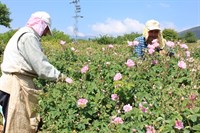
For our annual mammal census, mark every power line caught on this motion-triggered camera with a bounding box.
[69,0,83,43]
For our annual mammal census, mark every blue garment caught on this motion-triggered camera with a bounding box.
[0,105,5,124]
[0,105,3,116]
[133,36,147,57]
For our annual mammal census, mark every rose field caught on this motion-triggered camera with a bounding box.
[0,36,200,132]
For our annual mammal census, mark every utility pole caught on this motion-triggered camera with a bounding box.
[69,0,83,43]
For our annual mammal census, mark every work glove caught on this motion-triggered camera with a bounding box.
[57,73,73,84]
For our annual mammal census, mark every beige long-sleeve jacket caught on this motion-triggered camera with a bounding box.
[1,27,60,80]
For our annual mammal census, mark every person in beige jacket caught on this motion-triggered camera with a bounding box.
[0,11,69,133]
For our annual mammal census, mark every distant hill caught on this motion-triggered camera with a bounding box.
[178,26,200,39]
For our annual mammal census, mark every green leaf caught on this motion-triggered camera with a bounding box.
[188,114,197,122]
[106,104,112,109]
[183,130,190,133]
[155,117,164,121]
[192,124,200,131]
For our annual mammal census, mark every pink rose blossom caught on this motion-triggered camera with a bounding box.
[81,65,89,74]
[127,41,139,46]
[77,98,88,108]
[166,41,175,48]
[152,60,158,65]
[148,48,155,54]
[174,120,184,130]
[153,42,159,48]
[114,73,122,81]
[152,39,158,44]
[180,44,188,50]
[139,103,148,113]
[133,40,139,46]
[112,117,123,125]
[127,41,133,46]
[108,44,114,48]
[147,44,155,49]
[152,39,159,47]
[185,51,190,58]
[123,104,132,112]
[60,40,66,45]
[125,59,135,68]
[146,125,156,133]
[147,44,156,54]
[178,61,186,69]
[189,94,197,101]
[65,77,73,84]
[111,94,119,101]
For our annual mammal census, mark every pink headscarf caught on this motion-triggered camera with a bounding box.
[26,16,48,36]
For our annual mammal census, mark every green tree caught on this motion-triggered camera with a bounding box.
[95,34,116,45]
[183,32,197,43]
[42,29,72,42]
[0,2,12,28]
[0,29,17,43]
[162,29,178,41]
[123,32,141,41]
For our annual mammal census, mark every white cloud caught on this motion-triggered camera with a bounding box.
[90,18,144,36]
[66,19,178,37]
[66,26,85,37]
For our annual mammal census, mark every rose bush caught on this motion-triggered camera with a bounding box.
[35,40,200,133]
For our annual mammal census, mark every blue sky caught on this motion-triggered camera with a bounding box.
[0,0,200,37]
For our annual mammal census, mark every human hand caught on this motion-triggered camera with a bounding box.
[57,73,73,83]
[57,73,67,82]
[160,50,167,56]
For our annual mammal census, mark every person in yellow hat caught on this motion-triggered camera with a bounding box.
[0,11,70,133]
[133,19,166,57]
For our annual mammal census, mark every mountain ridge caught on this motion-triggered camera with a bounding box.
[178,26,200,39]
